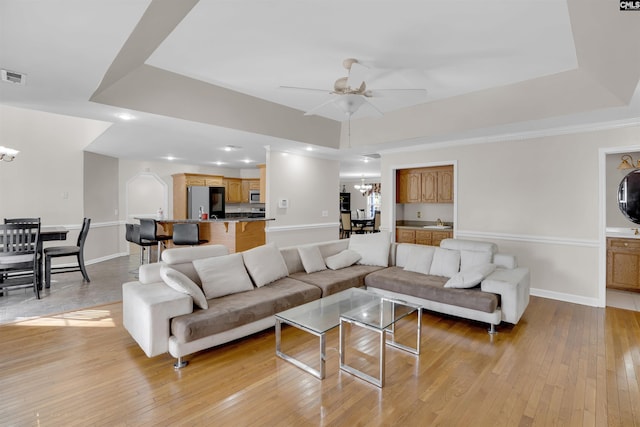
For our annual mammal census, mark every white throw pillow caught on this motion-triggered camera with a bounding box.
[460,250,493,271]
[325,249,361,270]
[242,243,289,287]
[298,245,327,274]
[193,253,254,299]
[403,245,436,275]
[160,266,209,309]
[429,247,461,278]
[445,263,497,288]
[348,231,391,267]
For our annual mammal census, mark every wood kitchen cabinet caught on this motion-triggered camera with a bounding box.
[396,228,452,246]
[224,178,243,203]
[172,173,224,219]
[607,237,640,292]
[397,166,453,204]
[240,179,260,203]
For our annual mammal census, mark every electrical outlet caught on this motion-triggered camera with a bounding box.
[321,210,328,217]
[417,211,422,218]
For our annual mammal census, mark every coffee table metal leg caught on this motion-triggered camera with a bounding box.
[386,307,422,355]
[340,318,386,388]
[275,318,326,379]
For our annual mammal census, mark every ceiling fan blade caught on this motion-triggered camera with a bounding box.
[303,96,338,116]
[368,88,427,98]
[347,61,368,89]
[358,97,384,118]
[279,85,331,94]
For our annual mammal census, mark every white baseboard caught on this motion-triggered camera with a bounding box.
[53,252,129,269]
[530,287,602,307]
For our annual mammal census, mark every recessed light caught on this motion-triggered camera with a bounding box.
[363,158,369,163]
[243,159,252,164]
[223,145,242,152]
[214,161,225,166]
[164,155,176,161]
[116,112,135,121]
[306,146,313,151]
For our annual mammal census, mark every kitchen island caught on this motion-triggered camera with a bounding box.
[156,218,274,253]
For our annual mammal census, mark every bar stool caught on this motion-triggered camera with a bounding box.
[125,223,156,265]
[139,219,172,262]
[172,223,208,246]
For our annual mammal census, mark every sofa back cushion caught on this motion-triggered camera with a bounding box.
[280,240,348,274]
[242,243,289,287]
[193,253,254,299]
[348,231,391,267]
[160,266,209,309]
[297,245,327,273]
[403,245,436,275]
[440,239,497,256]
[429,247,461,278]
[161,244,230,286]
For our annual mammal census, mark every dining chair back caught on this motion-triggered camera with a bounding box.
[172,223,208,246]
[340,211,353,239]
[0,222,41,298]
[363,210,381,233]
[43,218,91,289]
[4,217,41,225]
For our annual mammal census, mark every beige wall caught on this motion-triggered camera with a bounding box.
[266,150,340,247]
[382,124,640,304]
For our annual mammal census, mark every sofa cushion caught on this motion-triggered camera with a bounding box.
[403,245,436,275]
[290,265,384,297]
[170,277,321,343]
[365,266,499,314]
[460,250,493,271]
[429,247,461,278]
[297,245,327,274]
[445,263,497,289]
[242,243,289,287]
[348,231,390,267]
[160,266,209,309]
[325,249,361,270]
[193,253,254,299]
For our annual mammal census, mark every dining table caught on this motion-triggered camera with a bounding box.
[351,218,373,233]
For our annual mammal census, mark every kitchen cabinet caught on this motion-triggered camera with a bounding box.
[607,237,640,292]
[396,228,453,246]
[239,179,260,203]
[172,173,224,219]
[224,178,243,203]
[397,166,453,204]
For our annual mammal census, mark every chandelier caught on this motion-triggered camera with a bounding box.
[354,177,372,194]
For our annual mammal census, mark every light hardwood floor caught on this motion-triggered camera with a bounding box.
[1,295,639,426]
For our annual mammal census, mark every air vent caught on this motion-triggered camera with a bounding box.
[1,69,26,85]
[363,153,381,159]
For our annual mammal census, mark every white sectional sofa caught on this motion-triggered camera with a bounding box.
[122,232,530,367]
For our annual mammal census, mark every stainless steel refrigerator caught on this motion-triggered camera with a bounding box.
[187,186,226,219]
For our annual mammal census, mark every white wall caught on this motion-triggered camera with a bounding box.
[266,150,340,247]
[382,124,640,305]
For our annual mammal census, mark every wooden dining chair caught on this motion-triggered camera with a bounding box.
[43,218,91,288]
[363,211,381,233]
[340,211,353,239]
[0,222,41,298]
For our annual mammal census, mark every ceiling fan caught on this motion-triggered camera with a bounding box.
[280,58,427,120]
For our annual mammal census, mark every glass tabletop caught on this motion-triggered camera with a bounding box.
[340,298,419,331]
[275,288,381,334]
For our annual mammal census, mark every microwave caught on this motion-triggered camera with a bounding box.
[249,190,261,203]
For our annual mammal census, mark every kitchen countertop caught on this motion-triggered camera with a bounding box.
[147,217,275,224]
[606,227,640,240]
[396,220,454,230]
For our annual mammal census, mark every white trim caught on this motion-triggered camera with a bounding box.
[379,118,640,155]
[531,287,600,308]
[455,230,599,248]
[266,222,338,232]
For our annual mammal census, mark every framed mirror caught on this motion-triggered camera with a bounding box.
[619,170,640,224]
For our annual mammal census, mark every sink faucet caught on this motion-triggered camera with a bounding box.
[436,218,443,226]
[634,228,639,235]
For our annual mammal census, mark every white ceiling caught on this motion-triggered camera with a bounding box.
[1,0,639,178]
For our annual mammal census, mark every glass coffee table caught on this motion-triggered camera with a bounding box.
[275,288,421,386]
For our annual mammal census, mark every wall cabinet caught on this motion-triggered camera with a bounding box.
[607,237,640,292]
[224,178,243,203]
[396,228,452,246]
[397,166,453,204]
[172,173,224,219]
